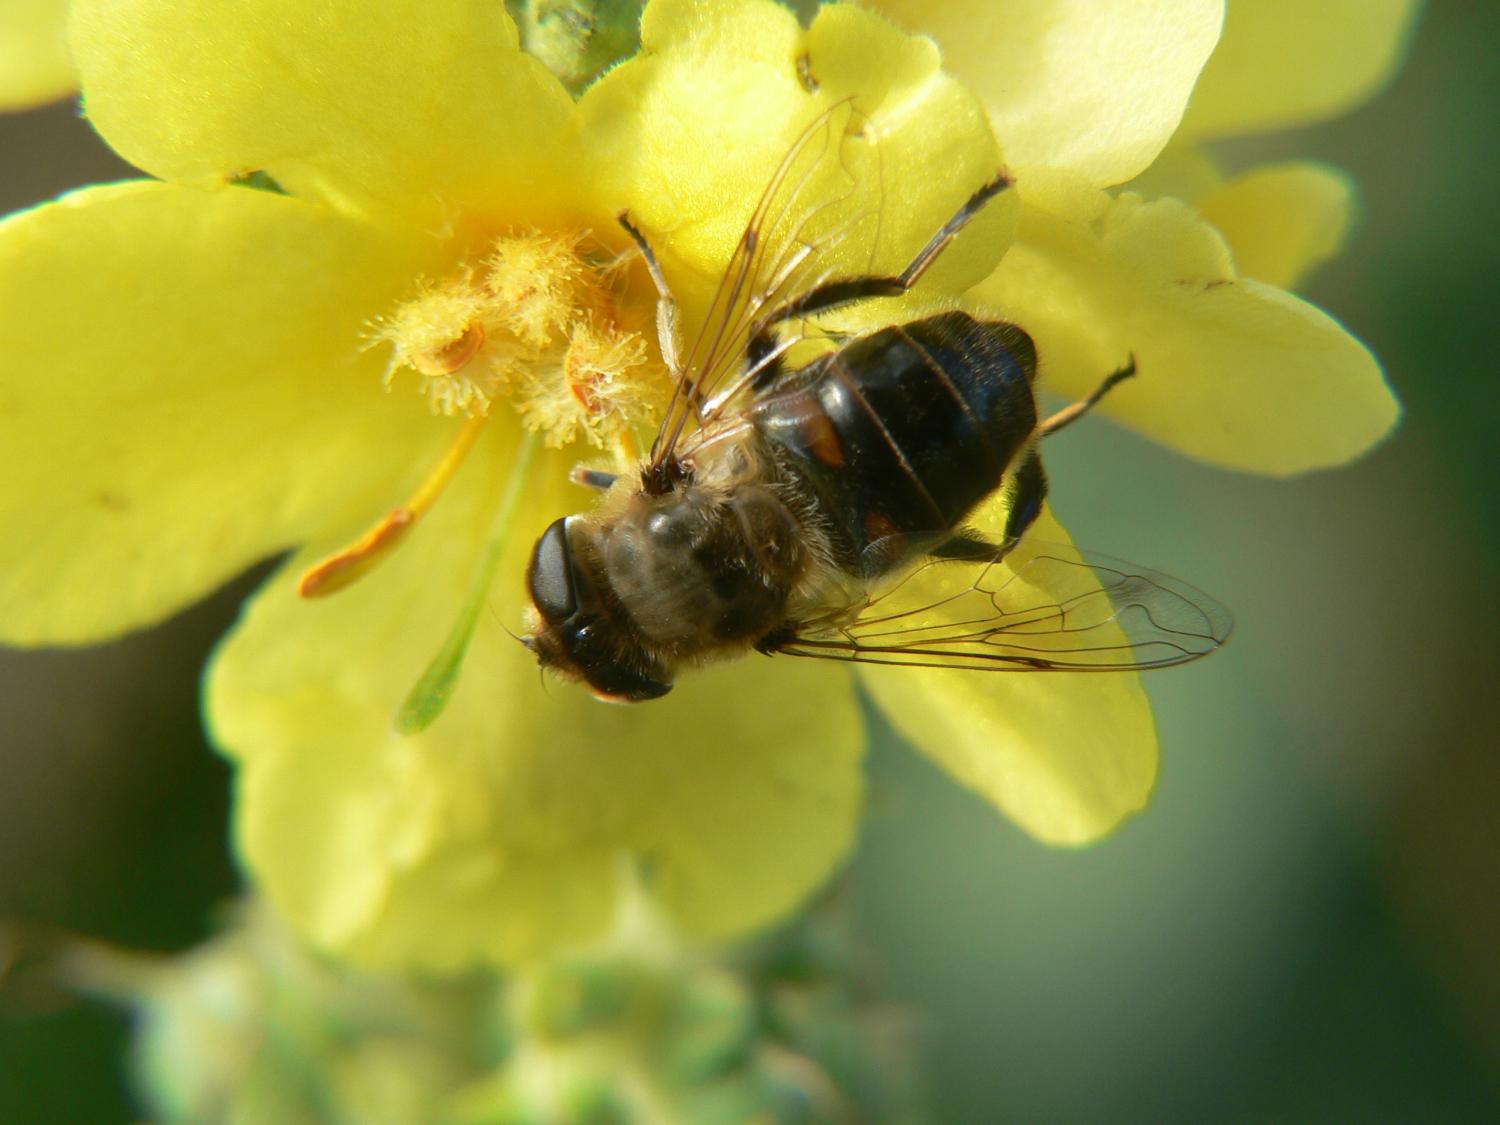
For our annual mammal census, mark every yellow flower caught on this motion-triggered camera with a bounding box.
[0,0,75,110]
[874,0,1417,473]
[0,0,1408,970]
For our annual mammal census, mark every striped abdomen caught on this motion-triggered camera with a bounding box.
[752,310,1038,576]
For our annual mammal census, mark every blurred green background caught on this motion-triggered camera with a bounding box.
[2,4,1497,1121]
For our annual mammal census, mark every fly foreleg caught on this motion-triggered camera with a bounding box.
[617,210,684,384]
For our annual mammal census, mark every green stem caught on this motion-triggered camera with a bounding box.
[394,430,542,736]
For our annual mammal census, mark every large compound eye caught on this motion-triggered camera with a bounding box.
[527,517,577,622]
[525,515,674,703]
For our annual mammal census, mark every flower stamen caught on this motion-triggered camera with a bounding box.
[297,414,488,598]
[413,322,487,377]
[375,231,664,448]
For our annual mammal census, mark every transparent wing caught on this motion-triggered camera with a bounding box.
[776,536,1232,671]
[647,98,883,472]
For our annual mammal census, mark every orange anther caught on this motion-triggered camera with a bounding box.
[413,322,486,377]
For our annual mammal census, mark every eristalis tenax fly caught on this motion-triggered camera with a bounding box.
[523,102,1230,701]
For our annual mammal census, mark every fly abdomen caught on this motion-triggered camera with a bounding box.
[753,310,1038,576]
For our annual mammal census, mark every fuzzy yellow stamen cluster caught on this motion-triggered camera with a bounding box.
[374,231,660,447]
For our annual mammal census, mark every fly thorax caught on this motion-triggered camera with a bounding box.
[601,485,806,648]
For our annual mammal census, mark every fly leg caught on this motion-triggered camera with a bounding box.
[745,171,1013,356]
[617,211,684,384]
[1000,448,1048,544]
[929,447,1048,564]
[569,466,618,490]
[935,354,1131,566]
[1037,356,1136,437]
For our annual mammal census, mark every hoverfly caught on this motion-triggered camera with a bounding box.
[523,104,1230,701]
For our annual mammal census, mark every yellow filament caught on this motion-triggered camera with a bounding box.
[298,415,488,598]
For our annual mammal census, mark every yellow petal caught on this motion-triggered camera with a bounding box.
[1121,145,1223,206]
[859,511,1158,845]
[871,0,1223,187]
[975,187,1398,475]
[208,438,864,970]
[0,0,75,110]
[1196,162,1354,289]
[579,0,1013,307]
[1178,0,1422,140]
[70,0,578,225]
[0,181,435,644]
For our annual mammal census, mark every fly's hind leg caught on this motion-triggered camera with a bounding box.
[746,171,1013,349]
[1037,356,1136,438]
[930,447,1048,564]
[1000,448,1048,544]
